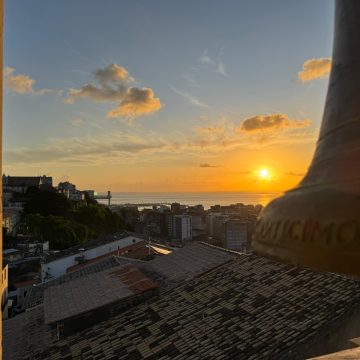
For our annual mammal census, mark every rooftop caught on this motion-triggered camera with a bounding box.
[44,265,157,324]
[140,242,236,288]
[3,306,53,360]
[3,248,22,255]
[65,241,149,273]
[35,252,360,360]
[43,231,143,263]
[22,243,233,310]
[23,255,141,310]
[3,176,43,187]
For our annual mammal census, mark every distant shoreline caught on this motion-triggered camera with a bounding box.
[97,191,281,208]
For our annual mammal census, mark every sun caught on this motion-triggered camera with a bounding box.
[256,167,273,181]
[259,168,269,179]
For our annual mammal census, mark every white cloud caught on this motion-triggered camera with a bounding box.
[170,86,208,108]
[199,49,227,76]
[182,72,198,87]
[199,50,216,66]
[70,118,84,127]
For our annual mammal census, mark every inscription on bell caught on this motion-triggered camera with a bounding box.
[256,219,358,247]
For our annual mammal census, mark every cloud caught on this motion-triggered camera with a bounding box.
[4,67,58,95]
[196,124,225,135]
[4,67,35,94]
[216,62,227,76]
[70,118,84,127]
[199,50,216,66]
[199,49,227,76]
[182,72,198,87]
[94,64,134,85]
[199,163,221,168]
[4,123,317,167]
[284,171,305,177]
[170,86,208,108]
[199,115,209,121]
[107,87,161,118]
[238,114,311,133]
[65,84,127,104]
[5,133,170,166]
[65,64,162,119]
[298,58,332,82]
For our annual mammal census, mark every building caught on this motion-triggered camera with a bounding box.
[83,190,95,199]
[174,215,192,242]
[41,233,146,281]
[2,208,21,235]
[6,244,360,360]
[1,265,9,320]
[58,181,84,202]
[57,181,76,192]
[170,202,181,214]
[207,213,229,239]
[223,219,248,252]
[2,175,53,208]
[3,249,24,263]
[2,175,52,194]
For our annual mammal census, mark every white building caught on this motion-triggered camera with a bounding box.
[174,215,192,242]
[41,234,145,282]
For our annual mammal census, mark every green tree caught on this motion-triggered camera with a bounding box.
[24,190,73,217]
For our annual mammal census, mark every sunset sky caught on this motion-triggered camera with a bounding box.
[3,0,334,192]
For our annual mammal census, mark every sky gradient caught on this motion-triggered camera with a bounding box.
[4,0,334,192]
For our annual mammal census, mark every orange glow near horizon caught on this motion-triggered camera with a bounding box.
[4,140,313,194]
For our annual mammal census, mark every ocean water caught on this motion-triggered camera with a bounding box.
[98,192,281,209]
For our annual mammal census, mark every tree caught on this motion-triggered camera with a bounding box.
[23,190,73,217]
[25,214,86,250]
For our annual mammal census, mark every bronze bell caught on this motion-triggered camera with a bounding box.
[252,0,360,277]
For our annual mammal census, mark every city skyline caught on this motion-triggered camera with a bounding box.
[4,0,334,192]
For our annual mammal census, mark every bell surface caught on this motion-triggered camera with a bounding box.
[252,0,360,277]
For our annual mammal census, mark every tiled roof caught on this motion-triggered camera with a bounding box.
[36,253,360,360]
[44,265,157,324]
[24,243,231,311]
[139,242,236,288]
[3,306,53,360]
[22,256,140,310]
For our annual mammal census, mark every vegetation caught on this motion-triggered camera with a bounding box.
[23,189,125,250]
[24,187,72,217]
